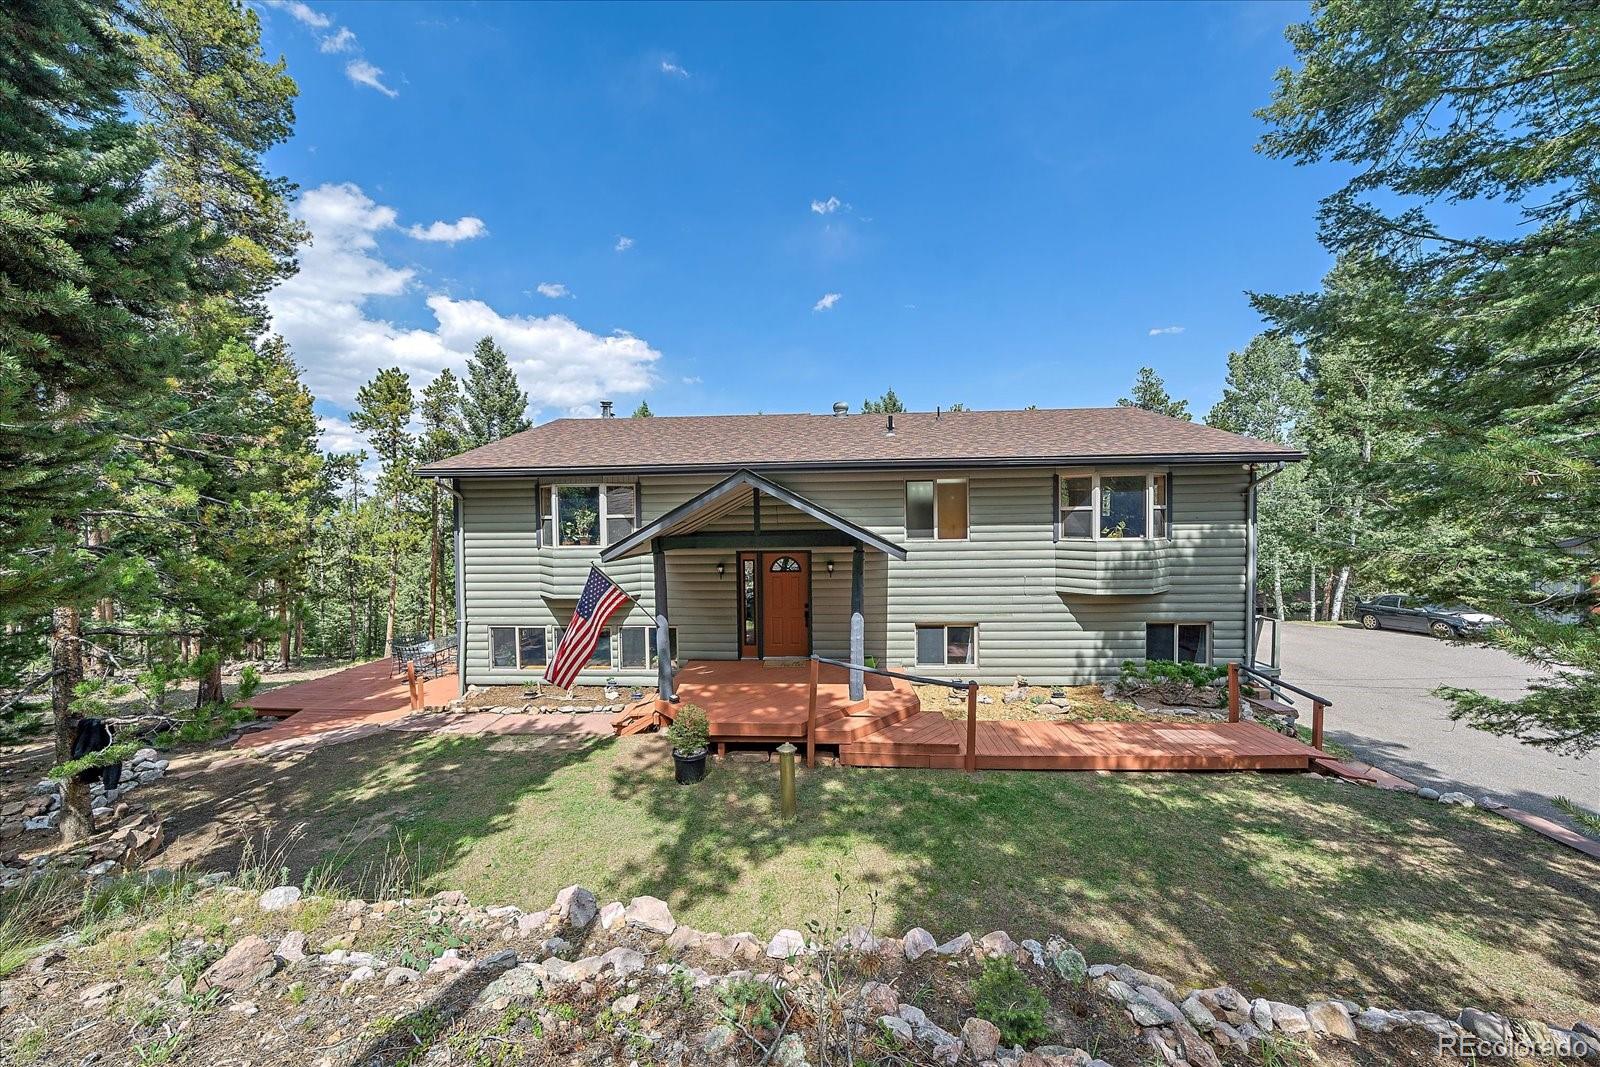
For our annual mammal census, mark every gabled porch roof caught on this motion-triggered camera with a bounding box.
[599,468,907,562]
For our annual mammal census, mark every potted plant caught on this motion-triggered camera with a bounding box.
[666,704,710,785]
[603,677,619,700]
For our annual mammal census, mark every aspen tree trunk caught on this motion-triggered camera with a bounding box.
[278,582,291,667]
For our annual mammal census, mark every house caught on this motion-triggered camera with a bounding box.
[417,405,1302,699]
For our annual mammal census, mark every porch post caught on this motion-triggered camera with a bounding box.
[849,544,865,701]
[653,541,676,702]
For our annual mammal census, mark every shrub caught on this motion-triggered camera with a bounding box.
[666,704,709,754]
[1118,659,1226,688]
[236,666,262,700]
[972,956,1051,1047]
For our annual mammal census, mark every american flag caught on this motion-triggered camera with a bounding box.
[545,566,631,690]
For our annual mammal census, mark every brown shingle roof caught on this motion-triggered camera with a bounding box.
[417,406,1302,476]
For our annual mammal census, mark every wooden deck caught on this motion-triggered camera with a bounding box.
[622,660,1330,773]
[247,658,459,719]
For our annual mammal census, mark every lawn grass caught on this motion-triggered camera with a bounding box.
[150,729,1599,1024]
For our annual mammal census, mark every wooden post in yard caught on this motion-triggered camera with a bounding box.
[965,682,978,773]
[1311,700,1326,751]
[806,655,820,768]
[1227,661,1241,723]
[406,661,421,711]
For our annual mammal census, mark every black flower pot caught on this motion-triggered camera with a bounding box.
[673,746,709,785]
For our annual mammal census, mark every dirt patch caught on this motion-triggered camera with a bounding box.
[464,683,654,710]
[915,682,1177,723]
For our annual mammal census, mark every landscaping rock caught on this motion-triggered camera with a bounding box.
[598,901,625,930]
[773,1033,810,1067]
[932,932,972,956]
[274,931,307,963]
[1438,791,1475,807]
[1307,1000,1357,1040]
[766,929,807,959]
[978,930,1018,958]
[624,895,676,935]
[478,965,549,1008]
[553,884,597,929]
[257,885,301,912]
[902,927,936,960]
[879,1015,914,1044]
[197,936,278,994]
[1417,787,1441,801]
[861,980,898,1017]
[962,1016,1001,1059]
[1458,1008,1513,1045]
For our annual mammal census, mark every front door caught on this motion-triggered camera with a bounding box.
[760,552,810,657]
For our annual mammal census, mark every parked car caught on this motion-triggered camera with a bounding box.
[1355,595,1502,638]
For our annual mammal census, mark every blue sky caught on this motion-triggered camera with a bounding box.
[255,1,1341,451]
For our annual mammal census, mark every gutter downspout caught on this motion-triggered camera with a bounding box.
[1244,463,1286,670]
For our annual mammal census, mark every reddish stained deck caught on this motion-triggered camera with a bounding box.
[628,660,1329,773]
[246,658,458,719]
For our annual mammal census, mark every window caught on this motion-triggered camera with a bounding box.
[490,625,548,670]
[769,555,801,572]
[1059,472,1170,541]
[1145,623,1210,664]
[542,484,637,548]
[555,625,611,667]
[1100,475,1146,538]
[619,625,679,669]
[906,479,968,540]
[741,557,756,646]
[914,624,977,667]
[1062,476,1094,538]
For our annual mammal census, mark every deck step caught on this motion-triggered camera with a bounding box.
[812,694,923,743]
[838,712,962,756]
[1247,696,1298,717]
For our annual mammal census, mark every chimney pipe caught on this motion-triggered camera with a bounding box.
[600,400,614,418]
[832,401,849,416]
[885,413,895,435]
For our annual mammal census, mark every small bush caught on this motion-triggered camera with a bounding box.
[666,703,709,754]
[236,666,262,700]
[1118,659,1226,688]
[972,956,1051,1047]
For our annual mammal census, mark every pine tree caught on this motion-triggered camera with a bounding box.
[861,389,905,414]
[1117,367,1191,420]
[631,401,653,418]
[1258,0,1600,752]
[352,369,416,655]
[0,0,199,842]
[461,336,530,447]
[419,370,464,638]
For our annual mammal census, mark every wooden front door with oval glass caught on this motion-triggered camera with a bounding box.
[759,552,810,657]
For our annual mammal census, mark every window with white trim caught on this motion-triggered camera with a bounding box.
[540,484,638,548]
[914,624,977,667]
[1059,472,1169,540]
[618,625,678,669]
[489,625,548,670]
[1144,623,1210,664]
[554,625,612,667]
[906,479,968,540]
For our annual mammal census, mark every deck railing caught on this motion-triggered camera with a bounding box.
[1227,661,1335,751]
[810,655,980,772]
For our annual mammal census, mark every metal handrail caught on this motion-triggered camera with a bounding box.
[811,654,976,691]
[1239,663,1333,708]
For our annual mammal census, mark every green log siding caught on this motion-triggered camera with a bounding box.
[457,465,1249,687]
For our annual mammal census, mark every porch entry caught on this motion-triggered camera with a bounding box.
[739,551,811,658]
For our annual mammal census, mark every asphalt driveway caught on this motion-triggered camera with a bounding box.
[1278,622,1597,831]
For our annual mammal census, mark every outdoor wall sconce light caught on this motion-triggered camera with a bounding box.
[826,560,835,576]
[717,561,726,578]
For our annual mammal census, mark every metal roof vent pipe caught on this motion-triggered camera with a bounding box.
[832,401,849,416]
[884,413,895,436]
[599,400,614,418]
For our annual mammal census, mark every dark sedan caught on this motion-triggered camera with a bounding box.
[1355,595,1502,639]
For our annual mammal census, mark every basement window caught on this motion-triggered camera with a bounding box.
[1145,623,1210,664]
[915,624,977,667]
[618,625,678,669]
[489,625,547,670]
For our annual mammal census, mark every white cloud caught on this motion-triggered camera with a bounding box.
[266,0,330,28]
[614,235,634,252]
[268,182,661,414]
[536,282,571,299]
[346,59,398,98]
[813,292,842,312]
[319,27,356,53]
[810,196,842,215]
[681,375,703,385]
[660,60,690,78]
[405,216,487,243]
[1148,325,1185,336]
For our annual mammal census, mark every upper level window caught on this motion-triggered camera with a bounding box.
[906,479,968,540]
[541,484,638,548]
[1060,473,1168,541]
